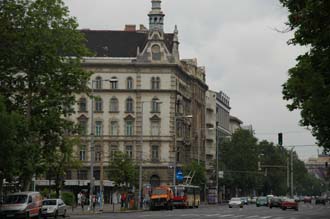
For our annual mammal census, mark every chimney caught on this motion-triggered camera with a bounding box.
[124,24,136,32]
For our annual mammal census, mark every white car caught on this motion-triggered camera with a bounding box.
[229,197,243,208]
[41,199,67,218]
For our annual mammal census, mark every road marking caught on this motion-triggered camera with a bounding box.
[218,214,234,217]
[233,215,245,218]
[260,217,272,219]
[273,217,284,219]
[245,216,259,218]
[205,214,220,217]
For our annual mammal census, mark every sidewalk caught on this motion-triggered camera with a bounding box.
[69,203,146,215]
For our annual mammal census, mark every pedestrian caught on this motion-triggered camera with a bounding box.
[92,194,97,212]
[121,192,126,208]
[81,193,86,211]
[77,192,82,207]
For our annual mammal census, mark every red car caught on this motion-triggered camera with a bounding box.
[281,198,298,211]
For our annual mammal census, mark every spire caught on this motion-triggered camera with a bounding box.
[172,25,180,62]
[148,0,165,32]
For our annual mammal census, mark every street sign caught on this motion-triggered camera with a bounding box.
[218,171,224,178]
[176,169,184,182]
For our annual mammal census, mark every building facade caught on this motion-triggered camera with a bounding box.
[66,0,207,196]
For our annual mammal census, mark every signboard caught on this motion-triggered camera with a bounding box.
[176,168,184,182]
[218,171,224,179]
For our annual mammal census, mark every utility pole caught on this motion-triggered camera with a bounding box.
[290,149,294,197]
[138,102,144,209]
[173,116,177,186]
[215,125,219,204]
[89,81,95,211]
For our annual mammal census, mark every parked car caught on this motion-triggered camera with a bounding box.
[240,197,248,205]
[228,198,243,208]
[269,197,283,208]
[41,198,67,218]
[256,196,268,207]
[303,196,312,203]
[281,198,298,211]
[0,191,42,218]
[250,197,257,204]
[315,196,326,205]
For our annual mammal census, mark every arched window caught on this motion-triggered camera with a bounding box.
[95,97,103,112]
[95,76,102,89]
[78,97,87,112]
[126,77,133,89]
[110,97,119,112]
[126,97,134,113]
[151,45,161,61]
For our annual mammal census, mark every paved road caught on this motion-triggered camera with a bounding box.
[69,204,330,219]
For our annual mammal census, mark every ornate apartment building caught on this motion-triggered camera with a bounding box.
[67,0,207,194]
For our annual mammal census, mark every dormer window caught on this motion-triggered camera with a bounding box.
[151,45,161,61]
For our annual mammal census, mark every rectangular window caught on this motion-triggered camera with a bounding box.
[77,170,87,180]
[110,81,118,89]
[95,99,103,112]
[94,170,100,180]
[95,145,102,162]
[66,170,72,180]
[78,120,88,135]
[152,145,159,161]
[125,145,133,158]
[110,121,118,136]
[125,121,134,136]
[79,145,86,161]
[95,121,102,136]
[110,145,118,160]
[151,121,160,136]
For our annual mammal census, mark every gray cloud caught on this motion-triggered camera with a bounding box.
[63,0,318,160]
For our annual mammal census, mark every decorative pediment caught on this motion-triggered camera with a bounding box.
[150,114,161,121]
[124,114,135,120]
[77,114,88,120]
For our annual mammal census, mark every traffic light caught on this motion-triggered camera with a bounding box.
[278,133,283,146]
[326,162,328,167]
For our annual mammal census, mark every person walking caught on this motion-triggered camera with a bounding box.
[81,193,86,211]
[92,194,97,212]
[121,192,126,208]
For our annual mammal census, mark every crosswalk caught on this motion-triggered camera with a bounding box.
[139,214,297,219]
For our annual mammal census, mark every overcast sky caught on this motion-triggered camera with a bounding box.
[63,0,319,160]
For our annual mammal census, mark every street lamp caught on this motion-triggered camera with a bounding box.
[138,100,162,209]
[89,78,117,211]
[173,114,193,186]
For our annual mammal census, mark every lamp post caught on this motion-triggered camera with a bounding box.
[173,114,193,186]
[138,100,162,209]
[89,78,117,211]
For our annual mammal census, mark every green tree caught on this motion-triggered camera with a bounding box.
[220,129,259,196]
[183,160,207,187]
[0,96,27,196]
[0,0,92,189]
[108,152,138,190]
[279,0,330,152]
[258,141,288,195]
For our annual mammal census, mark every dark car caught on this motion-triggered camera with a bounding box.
[256,196,268,207]
[281,198,298,211]
[269,197,283,208]
[315,197,326,205]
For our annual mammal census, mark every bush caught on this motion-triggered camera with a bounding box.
[61,191,75,206]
